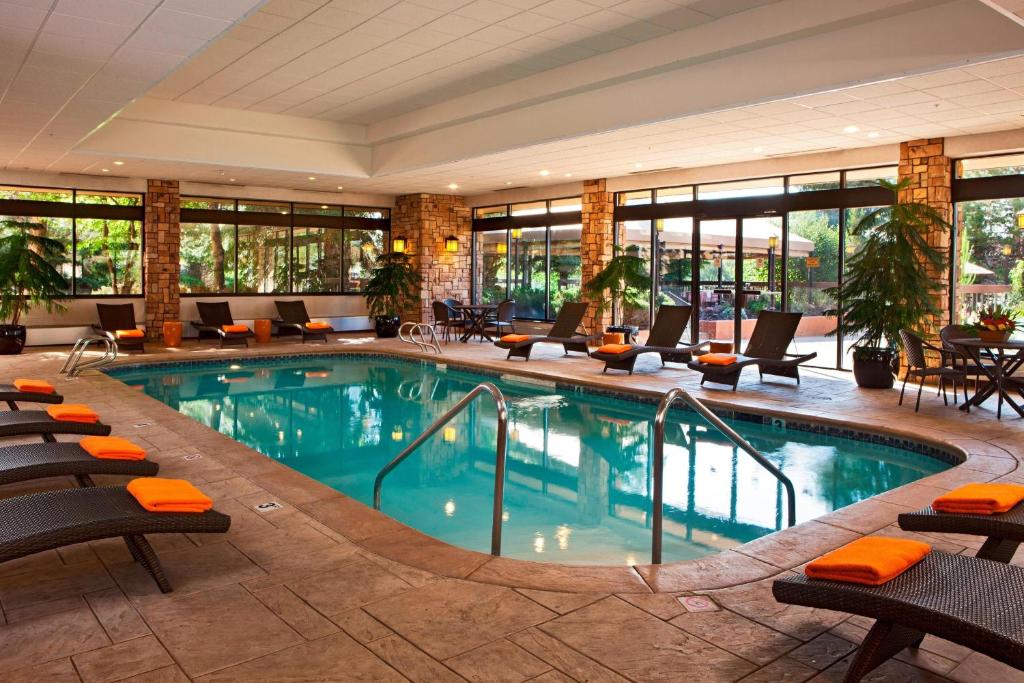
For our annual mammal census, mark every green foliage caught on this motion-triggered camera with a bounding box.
[0,219,69,325]
[582,245,652,321]
[1009,259,1024,310]
[825,179,949,349]
[364,251,420,317]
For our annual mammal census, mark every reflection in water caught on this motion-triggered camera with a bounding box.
[114,357,948,565]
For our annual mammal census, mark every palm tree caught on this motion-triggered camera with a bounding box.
[582,245,652,324]
[0,218,68,326]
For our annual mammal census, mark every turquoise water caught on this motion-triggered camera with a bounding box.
[110,355,949,565]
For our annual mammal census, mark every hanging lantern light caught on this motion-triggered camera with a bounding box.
[392,237,406,253]
[767,234,779,251]
[496,243,507,254]
[443,426,457,443]
[511,228,522,239]
[655,220,665,233]
[444,235,459,252]
[1016,208,1024,230]
[1003,244,1014,256]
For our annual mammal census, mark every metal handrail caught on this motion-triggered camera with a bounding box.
[398,322,442,354]
[651,388,797,564]
[373,382,508,555]
[60,336,118,378]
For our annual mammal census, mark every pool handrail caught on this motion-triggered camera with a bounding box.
[652,388,797,564]
[398,322,442,354]
[373,382,508,556]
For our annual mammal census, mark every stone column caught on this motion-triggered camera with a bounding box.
[143,179,181,340]
[580,179,614,335]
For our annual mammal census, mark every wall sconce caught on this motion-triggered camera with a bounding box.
[443,426,457,443]
[391,426,404,441]
[445,235,459,252]
[496,243,507,254]
[511,228,522,239]
[767,234,779,251]
[1017,208,1024,230]
[392,238,406,253]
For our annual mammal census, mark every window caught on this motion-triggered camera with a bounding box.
[180,223,235,294]
[239,200,289,214]
[345,207,389,219]
[182,197,234,210]
[549,224,581,316]
[474,230,508,304]
[237,224,289,293]
[787,209,840,368]
[294,203,341,216]
[655,186,692,203]
[656,217,694,315]
[845,166,897,188]
[343,229,383,291]
[616,190,651,206]
[616,221,652,330]
[955,197,1023,323]
[511,201,547,216]
[697,177,784,200]
[549,197,581,213]
[74,216,142,295]
[292,227,342,293]
[510,227,547,318]
[788,172,840,193]
[0,185,72,202]
[0,215,72,294]
[957,154,1024,179]
[474,205,507,219]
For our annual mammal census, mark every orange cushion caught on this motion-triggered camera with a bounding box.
[697,353,737,366]
[597,344,632,355]
[13,378,55,394]
[80,436,147,461]
[46,404,100,424]
[501,334,530,343]
[805,537,931,586]
[126,478,213,513]
[222,324,249,334]
[115,329,144,339]
[933,483,1024,515]
[305,321,331,330]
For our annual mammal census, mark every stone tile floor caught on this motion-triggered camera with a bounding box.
[0,333,1022,681]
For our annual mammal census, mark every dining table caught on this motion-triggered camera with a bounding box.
[951,337,1024,419]
[453,304,498,342]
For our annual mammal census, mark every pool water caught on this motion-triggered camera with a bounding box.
[110,355,950,565]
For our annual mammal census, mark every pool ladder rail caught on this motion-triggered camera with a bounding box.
[373,382,508,556]
[651,388,797,564]
[60,335,118,378]
[398,322,442,354]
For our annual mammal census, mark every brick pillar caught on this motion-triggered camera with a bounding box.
[898,139,952,334]
[391,193,471,323]
[580,179,614,334]
[143,179,180,340]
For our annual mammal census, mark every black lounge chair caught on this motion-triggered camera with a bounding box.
[0,486,230,593]
[0,410,111,441]
[192,302,252,348]
[0,442,158,487]
[686,311,816,390]
[772,551,1024,682]
[590,304,701,374]
[275,300,334,343]
[493,302,598,361]
[94,303,145,353]
[898,502,1024,563]
[0,384,64,410]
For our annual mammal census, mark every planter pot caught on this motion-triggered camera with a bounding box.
[852,346,896,389]
[607,325,639,344]
[162,321,182,348]
[602,332,625,346]
[0,324,26,355]
[978,329,1011,343]
[253,319,272,343]
[375,315,401,338]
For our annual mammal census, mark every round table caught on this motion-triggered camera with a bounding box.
[950,338,1024,419]
[453,304,498,342]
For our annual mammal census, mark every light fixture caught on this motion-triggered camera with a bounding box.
[308,176,317,180]
[634,162,643,169]
[564,173,573,177]
[444,235,459,252]
[444,499,456,516]
[101,168,110,172]
[768,235,779,251]
[391,426,404,441]
[113,160,124,166]
[447,183,458,190]
[229,178,236,182]
[1003,244,1014,256]
[655,220,665,233]
[496,243,507,254]
[1016,208,1024,229]
[337,185,343,190]
[392,237,406,253]
[539,169,550,177]
[842,125,860,134]
[505,181,512,185]
[867,131,880,139]
[320,204,328,209]
[753,146,764,153]
[443,426,457,443]
[510,228,522,239]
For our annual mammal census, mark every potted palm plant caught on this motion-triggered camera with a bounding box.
[826,179,949,388]
[363,251,420,338]
[0,219,69,354]
[582,245,652,343]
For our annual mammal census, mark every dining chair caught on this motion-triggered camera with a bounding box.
[898,329,968,412]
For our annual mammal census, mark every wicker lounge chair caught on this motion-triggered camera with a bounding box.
[274,300,334,343]
[0,384,64,410]
[493,302,598,361]
[686,311,816,390]
[0,410,111,441]
[773,551,1024,681]
[0,442,158,487]
[94,303,146,353]
[898,503,1024,563]
[0,486,230,593]
[192,302,253,348]
[590,305,701,374]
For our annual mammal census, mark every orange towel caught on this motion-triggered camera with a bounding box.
[932,483,1024,515]
[805,536,931,586]
[305,321,331,330]
[13,378,55,394]
[115,329,144,339]
[501,334,530,343]
[222,324,249,334]
[80,436,147,461]
[697,353,738,366]
[597,344,632,355]
[46,404,100,424]
[126,478,213,513]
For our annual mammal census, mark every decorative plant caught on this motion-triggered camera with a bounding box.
[0,218,69,325]
[363,251,420,318]
[825,179,950,354]
[582,245,652,324]
[966,303,1018,336]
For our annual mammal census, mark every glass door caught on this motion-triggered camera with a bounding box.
[696,219,738,349]
[738,216,784,345]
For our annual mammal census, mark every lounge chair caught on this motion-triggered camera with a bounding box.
[493,302,598,361]
[0,410,111,441]
[686,310,816,390]
[0,441,158,487]
[274,300,334,343]
[0,383,64,410]
[0,486,230,593]
[898,502,1024,563]
[772,552,1024,681]
[191,302,253,348]
[94,303,145,353]
[590,305,701,374]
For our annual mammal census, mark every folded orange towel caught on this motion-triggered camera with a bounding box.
[805,536,931,586]
[115,329,144,339]
[697,353,738,366]
[933,483,1024,515]
[80,436,147,461]
[501,334,530,343]
[126,478,213,513]
[46,403,100,424]
[305,321,331,330]
[13,378,55,394]
[222,324,249,334]
[597,344,632,355]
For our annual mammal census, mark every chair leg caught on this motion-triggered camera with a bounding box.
[940,378,948,406]
[845,620,925,683]
[915,375,925,412]
[127,535,172,593]
[898,374,909,406]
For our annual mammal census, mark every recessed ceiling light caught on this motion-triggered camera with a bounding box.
[100,168,109,172]
[633,162,643,169]
[753,146,764,153]
[842,125,860,134]
[564,173,573,177]
[320,204,328,209]
[867,131,880,139]
[308,176,316,180]
[337,185,343,190]
[448,183,459,190]
[505,181,512,185]
[539,170,550,177]
[229,178,236,182]
[113,160,124,166]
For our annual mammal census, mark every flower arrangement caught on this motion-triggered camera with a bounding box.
[968,304,1018,341]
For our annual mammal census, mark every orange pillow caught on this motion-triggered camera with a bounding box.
[80,436,147,461]
[805,536,931,586]
[597,344,632,355]
[933,483,1024,515]
[697,353,737,366]
[501,334,530,343]
[222,324,249,334]
[305,321,331,330]
[47,403,100,424]
[115,329,144,339]
[13,378,55,394]
[126,478,213,513]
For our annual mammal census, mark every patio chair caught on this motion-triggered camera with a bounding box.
[0,409,111,441]
[590,304,702,374]
[432,301,467,343]
[274,300,334,344]
[0,441,158,488]
[897,329,967,412]
[0,485,230,593]
[772,551,1024,682]
[0,382,64,410]
[493,302,599,361]
[686,311,816,390]
[898,502,1024,564]
[939,324,986,399]
[191,302,252,348]
[94,303,145,353]
[482,300,516,339]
